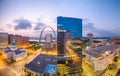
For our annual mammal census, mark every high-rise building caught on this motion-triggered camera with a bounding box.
[45,34,52,43]
[57,29,67,56]
[57,16,82,38]
[57,29,68,64]
[0,32,8,46]
[57,17,82,75]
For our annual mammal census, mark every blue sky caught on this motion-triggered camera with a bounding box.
[0,0,120,37]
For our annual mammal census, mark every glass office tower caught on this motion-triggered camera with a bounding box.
[57,16,82,63]
[57,16,82,38]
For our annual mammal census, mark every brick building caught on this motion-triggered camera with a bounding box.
[9,34,29,46]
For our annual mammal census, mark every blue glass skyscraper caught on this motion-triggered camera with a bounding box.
[57,16,82,38]
[57,16,82,75]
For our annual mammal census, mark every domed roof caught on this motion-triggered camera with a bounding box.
[11,40,17,46]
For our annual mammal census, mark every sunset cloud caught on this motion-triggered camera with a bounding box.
[14,18,32,30]
[83,19,117,37]
[34,22,46,30]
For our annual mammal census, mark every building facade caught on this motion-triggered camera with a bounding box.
[3,40,27,62]
[9,34,29,46]
[57,29,68,64]
[87,33,93,47]
[83,44,120,75]
[57,17,82,75]
[0,32,8,46]
[13,48,27,61]
[45,34,52,43]
[57,29,68,56]
[57,16,82,38]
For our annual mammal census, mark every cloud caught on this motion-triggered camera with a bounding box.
[83,19,117,37]
[14,18,32,30]
[34,22,45,30]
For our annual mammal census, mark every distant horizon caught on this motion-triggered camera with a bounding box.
[1,31,119,38]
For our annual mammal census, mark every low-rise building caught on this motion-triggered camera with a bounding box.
[3,40,27,61]
[9,34,29,46]
[13,48,27,61]
[23,54,57,76]
[2,47,13,60]
[83,43,120,75]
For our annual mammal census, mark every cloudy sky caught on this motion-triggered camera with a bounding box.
[0,0,120,37]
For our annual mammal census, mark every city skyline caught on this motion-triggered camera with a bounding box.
[0,1,120,75]
[0,0,120,37]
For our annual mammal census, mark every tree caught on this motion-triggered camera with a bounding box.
[113,56,118,63]
[108,64,114,70]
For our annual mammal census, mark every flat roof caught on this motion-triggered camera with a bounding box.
[85,44,120,58]
[25,54,57,74]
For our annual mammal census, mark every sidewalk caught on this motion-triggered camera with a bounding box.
[82,60,97,76]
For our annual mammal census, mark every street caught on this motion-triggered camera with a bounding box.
[82,59,97,76]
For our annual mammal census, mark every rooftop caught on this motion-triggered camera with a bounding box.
[14,49,25,55]
[4,47,12,53]
[25,54,57,74]
[11,41,17,46]
[4,47,26,54]
[85,44,120,58]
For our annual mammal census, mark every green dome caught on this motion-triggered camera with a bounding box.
[11,41,17,46]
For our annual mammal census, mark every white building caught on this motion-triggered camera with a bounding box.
[3,40,27,61]
[2,47,13,60]
[83,43,120,74]
[13,48,27,61]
